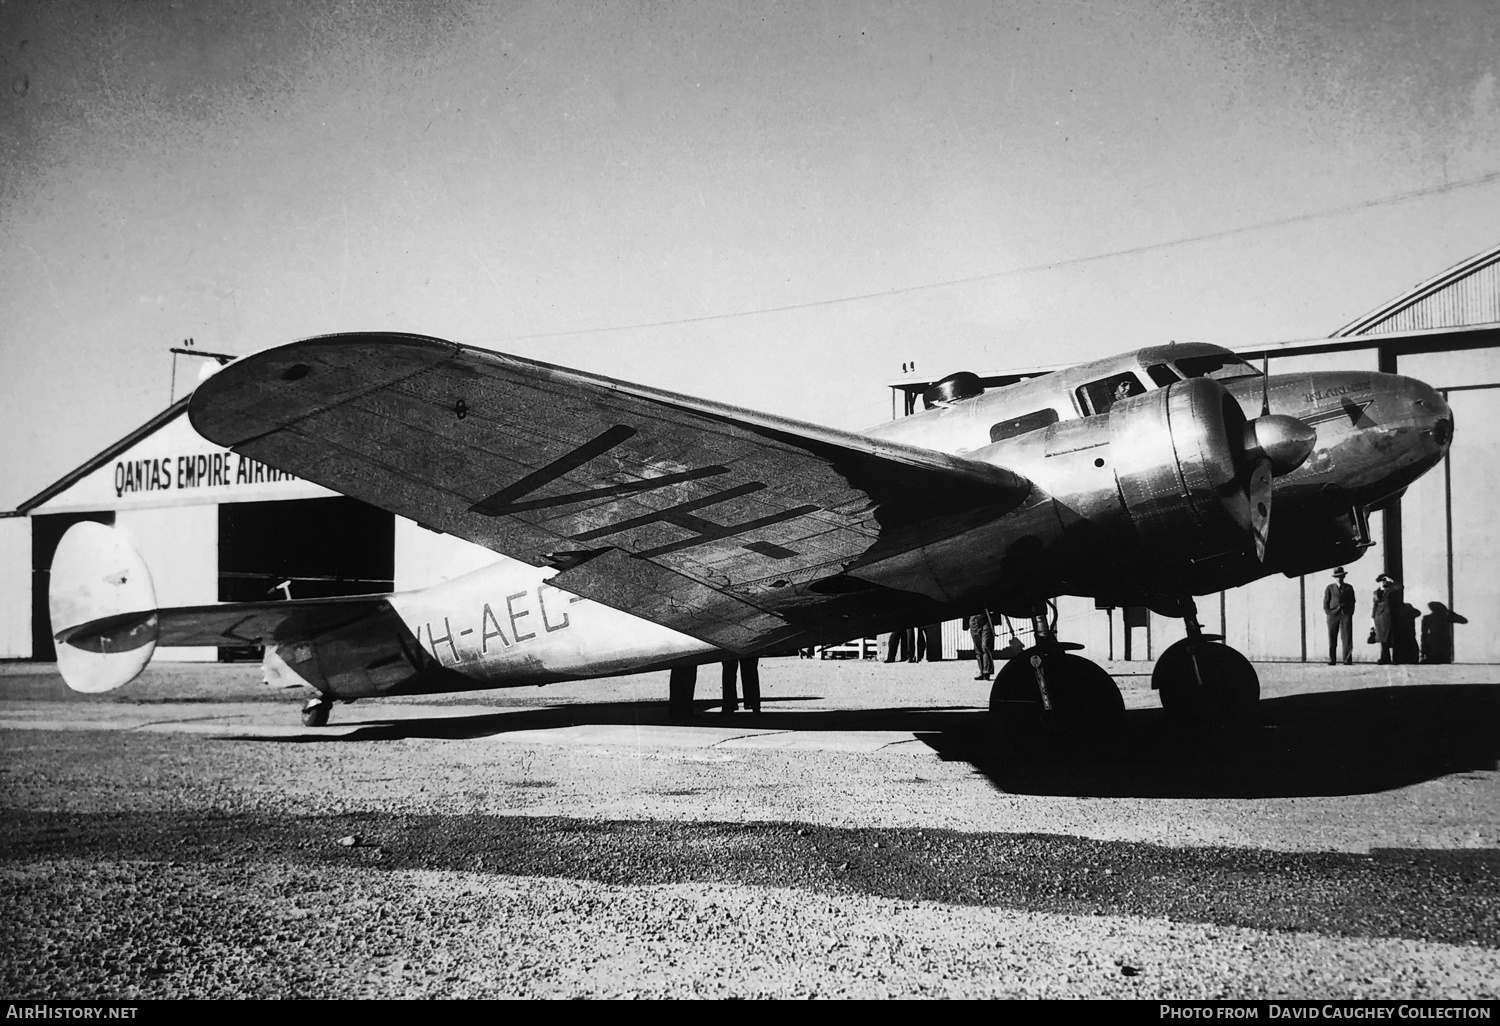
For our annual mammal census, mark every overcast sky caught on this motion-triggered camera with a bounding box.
[2,0,1498,510]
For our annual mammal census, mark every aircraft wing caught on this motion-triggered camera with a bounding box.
[56,595,393,651]
[191,333,1033,652]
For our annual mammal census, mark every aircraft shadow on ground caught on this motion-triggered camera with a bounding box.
[921,683,1500,800]
[243,696,977,745]
[237,683,1500,801]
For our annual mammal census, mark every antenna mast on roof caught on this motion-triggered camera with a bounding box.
[168,338,240,403]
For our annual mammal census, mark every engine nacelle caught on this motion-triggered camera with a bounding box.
[1109,376,1258,578]
[989,376,1265,601]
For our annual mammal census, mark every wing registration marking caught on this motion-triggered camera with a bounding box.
[470,423,733,516]
[634,504,820,558]
[571,482,768,541]
[470,424,636,516]
[566,481,818,558]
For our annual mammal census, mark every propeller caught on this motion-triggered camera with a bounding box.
[1232,355,1316,561]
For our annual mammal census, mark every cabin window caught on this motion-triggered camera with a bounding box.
[989,408,1060,443]
[1077,372,1144,416]
[1146,363,1179,387]
[1175,354,1261,382]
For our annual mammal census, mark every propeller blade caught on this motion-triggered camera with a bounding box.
[1246,458,1273,562]
[1260,353,1270,417]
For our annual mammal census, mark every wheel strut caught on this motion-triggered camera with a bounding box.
[1154,598,1259,727]
[1027,603,1056,713]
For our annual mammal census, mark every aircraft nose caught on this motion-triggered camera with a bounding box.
[1407,378,1454,457]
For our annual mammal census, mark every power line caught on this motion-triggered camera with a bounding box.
[486,170,1500,343]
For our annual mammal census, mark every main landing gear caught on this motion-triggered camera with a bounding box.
[301,696,333,728]
[989,601,1124,736]
[1151,600,1259,728]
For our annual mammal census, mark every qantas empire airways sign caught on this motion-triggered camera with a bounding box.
[33,410,336,513]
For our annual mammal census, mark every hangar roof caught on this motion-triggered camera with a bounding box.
[14,393,335,516]
[15,397,193,515]
[1332,242,1500,337]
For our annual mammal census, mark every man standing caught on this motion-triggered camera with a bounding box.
[1323,567,1356,665]
[1372,574,1402,665]
[669,665,697,719]
[720,657,761,715]
[965,610,994,680]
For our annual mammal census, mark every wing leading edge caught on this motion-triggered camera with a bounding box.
[191,333,1034,652]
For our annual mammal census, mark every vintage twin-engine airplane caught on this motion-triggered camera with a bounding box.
[49,332,1452,730]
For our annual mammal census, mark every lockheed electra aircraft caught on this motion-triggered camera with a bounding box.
[49,333,1453,731]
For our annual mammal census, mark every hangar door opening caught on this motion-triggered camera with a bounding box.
[32,511,116,661]
[218,497,394,660]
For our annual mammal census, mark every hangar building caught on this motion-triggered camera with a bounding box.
[2,244,1496,665]
[0,401,499,663]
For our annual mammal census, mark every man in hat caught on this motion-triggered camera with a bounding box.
[1372,573,1403,664]
[1323,567,1357,665]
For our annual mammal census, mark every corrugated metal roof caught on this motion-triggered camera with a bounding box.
[1332,242,1500,337]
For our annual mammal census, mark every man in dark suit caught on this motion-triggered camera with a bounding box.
[720,657,761,715]
[1323,566,1356,665]
[965,610,994,680]
[669,665,697,718]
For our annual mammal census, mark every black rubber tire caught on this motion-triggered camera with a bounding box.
[301,702,331,728]
[1153,639,1259,728]
[990,651,1124,735]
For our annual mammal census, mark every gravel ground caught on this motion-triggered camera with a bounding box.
[1,658,1497,999]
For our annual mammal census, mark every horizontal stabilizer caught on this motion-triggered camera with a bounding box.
[49,523,394,693]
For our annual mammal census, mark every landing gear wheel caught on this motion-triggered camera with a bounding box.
[301,698,332,728]
[990,651,1124,738]
[1153,639,1259,729]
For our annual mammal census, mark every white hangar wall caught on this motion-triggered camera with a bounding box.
[0,517,30,659]
[394,523,502,592]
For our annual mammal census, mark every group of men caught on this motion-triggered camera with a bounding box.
[1323,566,1467,665]
[881,624,943,663]
[666,567,1463,718]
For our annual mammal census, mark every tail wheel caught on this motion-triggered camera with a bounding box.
[301,699,332,728]
[990,651,1124,734]
[1153,639,1259,727]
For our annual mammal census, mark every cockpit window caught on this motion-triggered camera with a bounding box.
[1174,354,1262,382]
[989,408,1060,443]
[1077,372,1144,416]
[1146,363,1179,387]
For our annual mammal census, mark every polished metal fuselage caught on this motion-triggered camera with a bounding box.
[271,555,719,700]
